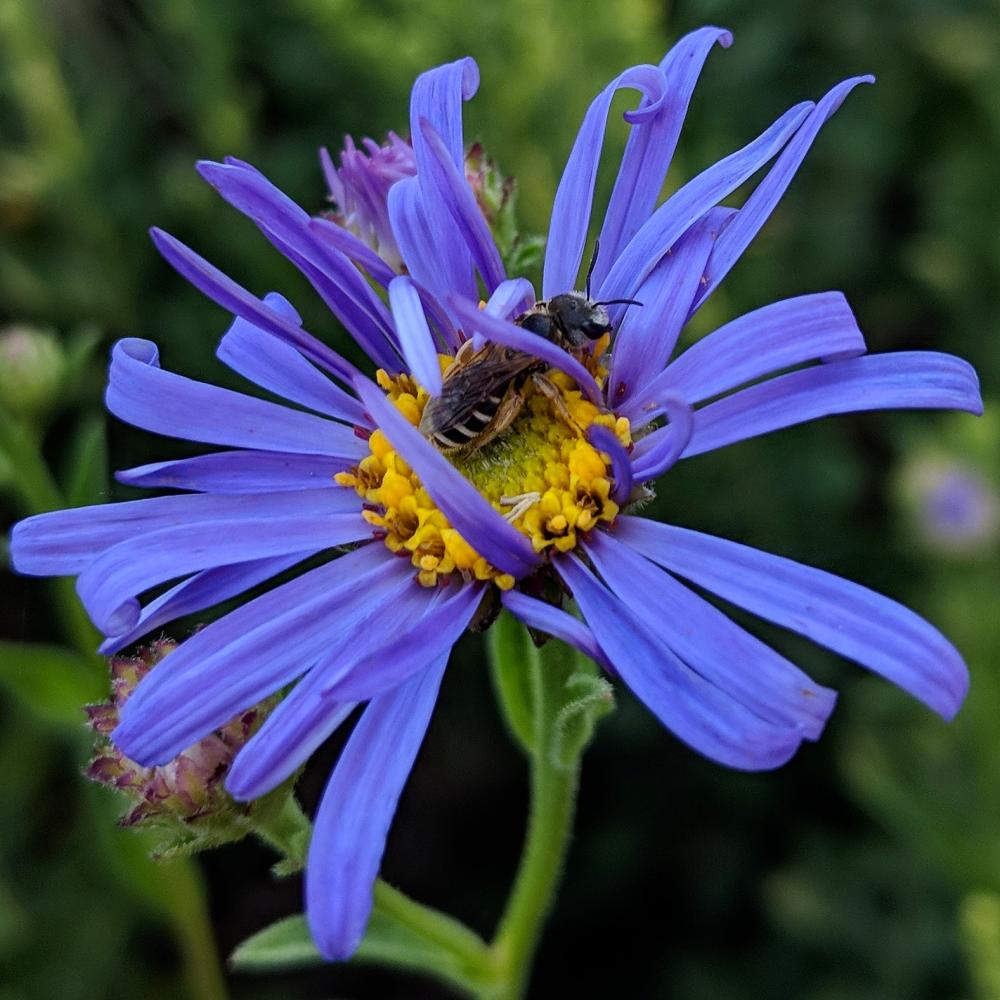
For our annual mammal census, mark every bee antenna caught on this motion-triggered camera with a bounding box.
[594,298,643,308]
[585,239,600,299]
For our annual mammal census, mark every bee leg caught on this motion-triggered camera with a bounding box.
[474,384,525,451]
[531,373,583,434]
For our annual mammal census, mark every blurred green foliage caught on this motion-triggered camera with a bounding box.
[2,0,1000,997]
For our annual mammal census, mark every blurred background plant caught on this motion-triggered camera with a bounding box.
[2,0,999,996]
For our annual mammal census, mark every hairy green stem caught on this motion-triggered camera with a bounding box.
[487,755,579,999]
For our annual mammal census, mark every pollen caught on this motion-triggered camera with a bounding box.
[337,356,631,588]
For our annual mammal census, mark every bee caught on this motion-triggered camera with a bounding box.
[419,291,640,454]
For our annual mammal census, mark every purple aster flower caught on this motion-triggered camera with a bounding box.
[8,27,982,960]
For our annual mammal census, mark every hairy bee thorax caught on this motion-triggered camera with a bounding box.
[336,347,632,589]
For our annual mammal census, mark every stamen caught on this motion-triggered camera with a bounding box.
[500,491,542,523]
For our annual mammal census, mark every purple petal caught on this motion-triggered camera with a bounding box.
[585,531,836,739]
[608,208,731,404]
[447,297,602,405]
[388,276,442,395]
[596,99,814,303]
[388,176,476,307]
[306,653,448,960]
[226,577,435,800]
[629,397,693,482]
[557,554,803,770]
[543,64,667,298]
[113,546,407,764]
[196,160,401,370]
[150,227,360,384]
[623,291,867,427]
[500,589,612,671]
[320,581,482,700]
[417,118,505,294]
[77,499,369,636]
[615,516,969,719]
[683,351,983,458]
[106,339,367,459]
[353,375,540,577]
[594,27,733,289]
[309,215,398,287]
[408,56,479,168]
[116,450,351,493]
[690,76,875,316]
[485,279,536,321]
[99,553,309,656]
[218,291,368,425]
[9,488,348,577]
[587,425,632,504]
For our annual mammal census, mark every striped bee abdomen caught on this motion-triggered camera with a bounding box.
[432,394,503,449]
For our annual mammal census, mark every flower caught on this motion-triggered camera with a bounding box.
[85,638,274,851]
[7,27,981,959]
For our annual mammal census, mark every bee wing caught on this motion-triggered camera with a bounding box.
[420,346,538,434]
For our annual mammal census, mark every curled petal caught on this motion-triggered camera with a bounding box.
[587,425,633,504]
[629,397,694,482]
[596,99,813,303]
[595,26,733,287]
[485,278,536,321]
[99,553,309,656]
[77,495,368,635]
[106,339,366,459]
[543,64,668,298]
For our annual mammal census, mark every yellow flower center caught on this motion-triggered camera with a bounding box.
[336,343,631,589]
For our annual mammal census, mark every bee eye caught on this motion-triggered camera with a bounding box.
[581,320,610,340]
[520,313,553,339]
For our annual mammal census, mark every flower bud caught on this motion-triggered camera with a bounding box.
[0,325,67,417]
[86,638,275,856]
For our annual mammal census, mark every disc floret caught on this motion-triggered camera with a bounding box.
[337,360,631,588]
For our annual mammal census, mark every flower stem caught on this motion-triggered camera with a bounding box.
[488,752,579,999]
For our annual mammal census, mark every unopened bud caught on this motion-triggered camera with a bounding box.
[0,325,67,417]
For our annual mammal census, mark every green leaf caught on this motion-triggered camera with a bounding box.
[231,911,485,994]
[0,641,104,727]
[488,612,542,755]
[62,411,108,507]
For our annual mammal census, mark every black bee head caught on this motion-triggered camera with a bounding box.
[546,292,612,346]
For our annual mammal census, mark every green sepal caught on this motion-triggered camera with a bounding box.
[550,671,615,770]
